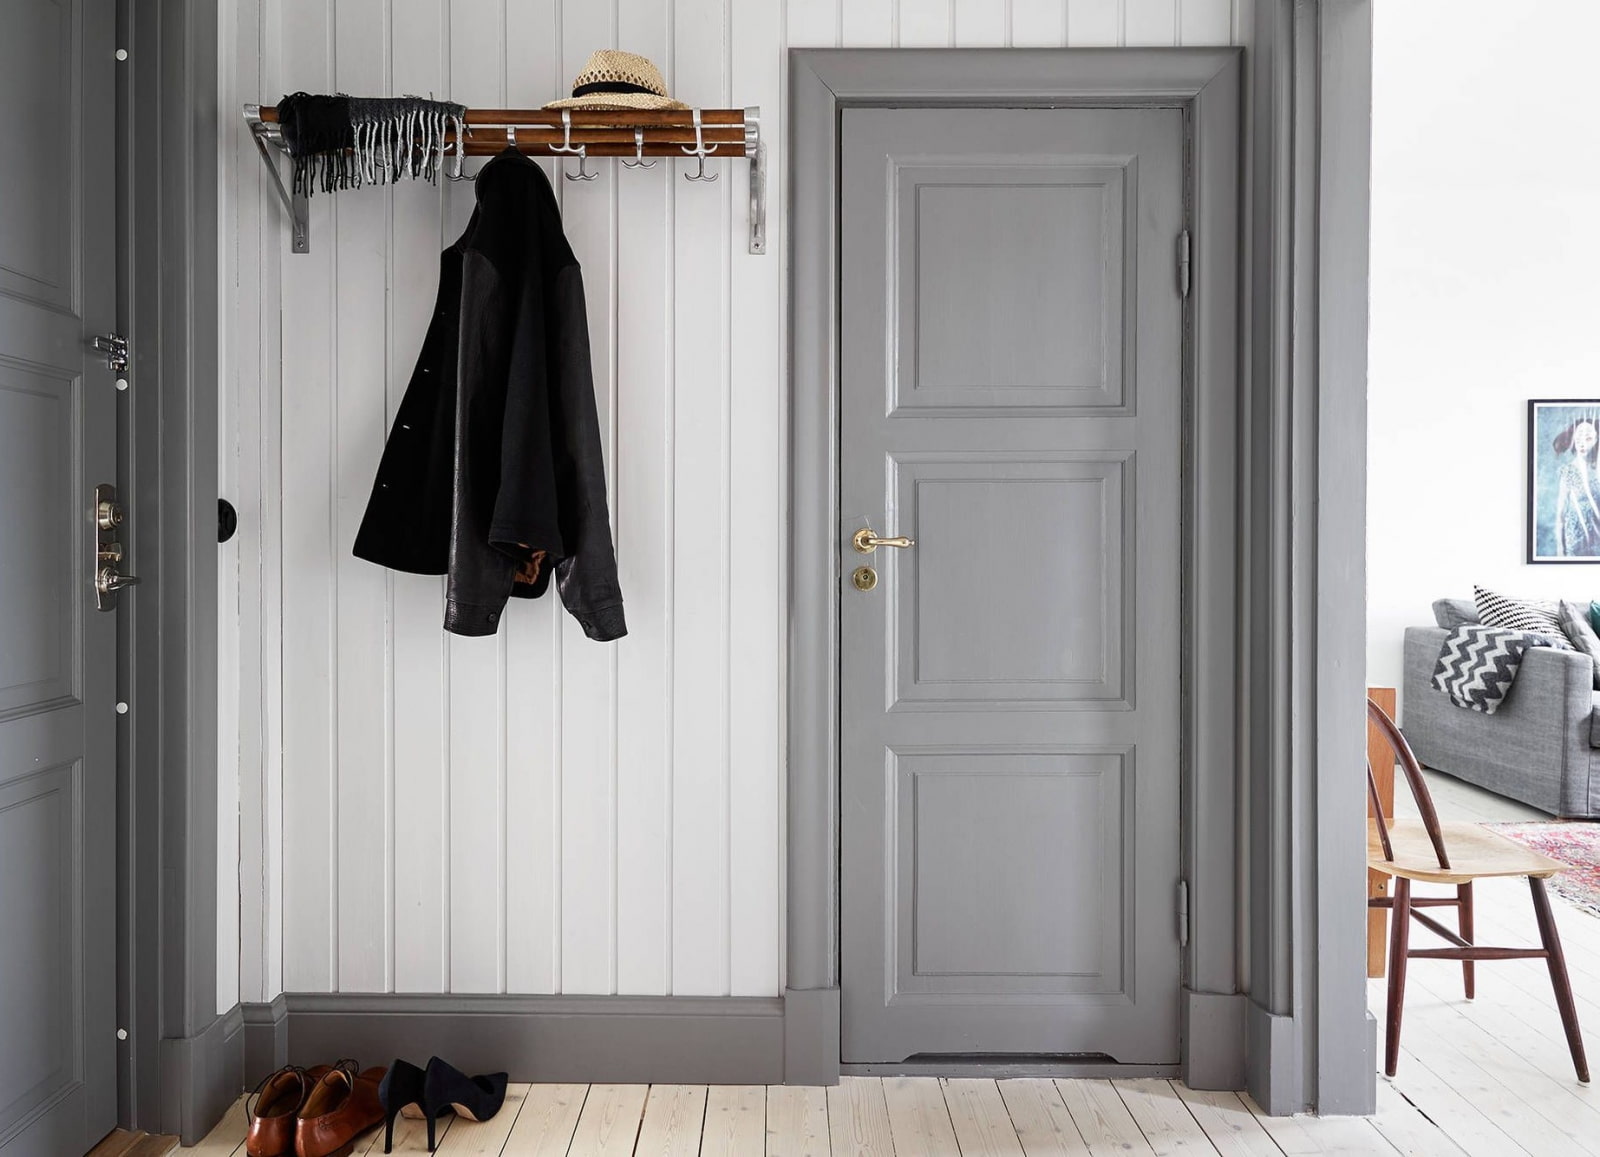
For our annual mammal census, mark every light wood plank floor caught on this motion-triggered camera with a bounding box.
[184,768,1594,1156]
[188,1076,1430,1156]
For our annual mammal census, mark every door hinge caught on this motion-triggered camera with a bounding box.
[93,332,129,374]
[1177,230,1191,299]
[1177,879,1190,947]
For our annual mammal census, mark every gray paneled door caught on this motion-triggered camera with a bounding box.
[0,1,120,1153]
[839,107,1185,1064]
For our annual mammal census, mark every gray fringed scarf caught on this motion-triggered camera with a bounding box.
[276,92,469,196]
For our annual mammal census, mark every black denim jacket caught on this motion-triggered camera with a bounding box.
[353,149,626,640]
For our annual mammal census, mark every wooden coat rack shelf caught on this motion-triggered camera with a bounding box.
[244,104,765,254]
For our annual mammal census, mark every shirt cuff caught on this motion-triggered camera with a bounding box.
[444,598,505,636]
[576,603,627,642]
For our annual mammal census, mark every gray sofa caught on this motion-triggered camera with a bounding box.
[1403,626,1600,818]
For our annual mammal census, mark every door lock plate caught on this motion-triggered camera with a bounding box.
[851,565,878,591]
[93,484,139,610]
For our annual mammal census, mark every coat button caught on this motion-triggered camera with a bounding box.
[486,611,499,624]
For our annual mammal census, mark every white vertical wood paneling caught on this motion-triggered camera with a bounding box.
[842,0,892,46]
[558,0,622,997]
[670,0,733,997]
[502,0,565,998]
[728,0,784,997]
[227,0,261,1008]
[1179,0,1235,45]
[1066,0,1122,45]
[613,0,675,997]
[955,0,1008,46]
[258,0,287,1004]
[445,0,507,995]
[785,0,838,48]
[332,0,394,995]
[1010,0,1066,46]
[218,0,248,1016]
[225,0,1248,1003]
[1125,0,1178,45]
[898,0,953,46]
[277,0,338,992]
[388,0,452,995]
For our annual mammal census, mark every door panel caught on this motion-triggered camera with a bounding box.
[0,1,119,1153]
[840,107,1184,1064]
[894,164,1131,413]
[0,365,76,713]
[892,455,1129,706]
[893,750,1128,994]
[0,0,76,313]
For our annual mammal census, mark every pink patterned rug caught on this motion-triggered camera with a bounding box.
[1487,822,1600,917]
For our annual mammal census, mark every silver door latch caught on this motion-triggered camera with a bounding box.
[93,333,129,374]
[94,483,140,611]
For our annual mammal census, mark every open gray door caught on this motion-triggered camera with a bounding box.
[838,107,1186,1064]
[0,2,121,1152]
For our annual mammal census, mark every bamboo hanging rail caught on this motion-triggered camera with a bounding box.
[243,103,765,255]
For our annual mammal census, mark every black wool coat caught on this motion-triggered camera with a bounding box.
[353,149,626,641]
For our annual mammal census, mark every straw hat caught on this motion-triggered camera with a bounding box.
[545,50,687,111]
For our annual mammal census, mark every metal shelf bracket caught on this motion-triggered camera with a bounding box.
[244,104,309,253]
[745,107,766,255]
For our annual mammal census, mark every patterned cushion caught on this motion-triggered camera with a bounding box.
[1561,601,1600,691]
[1432,625,1538,714]
[1473,586,1571,647]
[1432,597,1479,629]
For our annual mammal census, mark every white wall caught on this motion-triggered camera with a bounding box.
[1367,0,1600,700]
[221,0,1247,1002]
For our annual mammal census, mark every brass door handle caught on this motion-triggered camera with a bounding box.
[853,527,915,554]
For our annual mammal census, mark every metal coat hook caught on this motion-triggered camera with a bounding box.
[555,110,598,182]
[507,123,517,147]
[443,145,476,180]
[681,108,719,182]
[621,127,657,170]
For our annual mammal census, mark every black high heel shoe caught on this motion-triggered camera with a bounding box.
[376,1058,426,1153]
[420,1056,509,1150]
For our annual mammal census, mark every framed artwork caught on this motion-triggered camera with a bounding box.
[1529,399,1600,563]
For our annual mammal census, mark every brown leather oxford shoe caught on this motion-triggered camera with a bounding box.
[246,1065,331,1157]
[295,1064,388,1157]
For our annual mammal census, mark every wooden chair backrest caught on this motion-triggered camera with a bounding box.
[1366,696,1451,870]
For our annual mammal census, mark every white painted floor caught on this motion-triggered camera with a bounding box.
[184,768,1594,1155]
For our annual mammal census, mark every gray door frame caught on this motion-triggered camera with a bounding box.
[788,11,1375,1116]
[788,44,1242,1085]
[115,0,234,1140]
[1243,0,1377,1118]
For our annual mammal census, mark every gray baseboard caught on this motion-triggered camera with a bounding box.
[1182,988,1246,1090]
[1245,999,1303,1116]
[239,992,794,1089]
[242,993,289,1082]
[159,1006,245,1145]
[783,988,840,1085]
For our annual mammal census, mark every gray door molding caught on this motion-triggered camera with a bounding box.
[1241,0,1376,1117]
[788,47,1244,1090]
[117,0,234,1141]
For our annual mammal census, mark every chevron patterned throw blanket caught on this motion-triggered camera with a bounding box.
[1432,623,1563,714]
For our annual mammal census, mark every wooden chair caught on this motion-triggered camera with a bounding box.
[1367,697,1589,1082]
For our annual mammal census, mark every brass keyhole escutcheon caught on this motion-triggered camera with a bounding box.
[852,566,878,591]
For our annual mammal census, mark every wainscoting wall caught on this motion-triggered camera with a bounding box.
[218,0,1249,1012]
